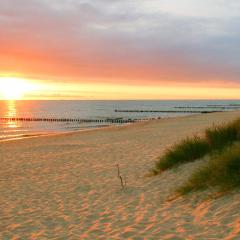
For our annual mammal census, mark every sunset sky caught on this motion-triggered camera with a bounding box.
[0,0,240,99]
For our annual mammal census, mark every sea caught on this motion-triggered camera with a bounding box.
[0,100,240,141]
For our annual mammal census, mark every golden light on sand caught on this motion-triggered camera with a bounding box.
[0,77,37,100]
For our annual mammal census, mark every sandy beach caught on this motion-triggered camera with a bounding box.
[1,111,240,239]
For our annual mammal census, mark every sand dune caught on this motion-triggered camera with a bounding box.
[1,111,240,239]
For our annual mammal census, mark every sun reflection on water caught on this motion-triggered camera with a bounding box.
[5,100,19,129]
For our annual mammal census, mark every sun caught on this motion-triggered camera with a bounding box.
[0,77,36,100]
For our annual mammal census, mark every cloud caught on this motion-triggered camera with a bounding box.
[0,0,239,86]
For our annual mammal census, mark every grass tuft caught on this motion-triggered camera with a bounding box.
[153,118,240,174]
[205,120,240,151]
[154,137,210,172]
[178,144,240,194]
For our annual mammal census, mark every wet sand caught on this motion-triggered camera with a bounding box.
[1,111,240,239]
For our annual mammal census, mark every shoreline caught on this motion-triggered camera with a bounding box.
[0,122,133,143]
[0,111,228,143]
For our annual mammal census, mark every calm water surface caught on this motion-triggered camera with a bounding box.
[0,100,239,141]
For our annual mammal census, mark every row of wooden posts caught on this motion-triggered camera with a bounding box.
[114,109,222,114]
[0,117,151,124]
[1,107,229,123]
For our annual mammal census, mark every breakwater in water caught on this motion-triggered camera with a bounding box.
[0,117,151,124]
[114,110,222,114]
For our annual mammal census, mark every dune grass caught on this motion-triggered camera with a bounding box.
[178,144,240,194]
[205,119,240,151]
[153,118,240,174]
[153,137,209,173]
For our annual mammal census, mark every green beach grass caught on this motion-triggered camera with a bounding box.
[153,118,240,174]
[153,137,209,173]
[178,143,240,194]
[205,119,240,151]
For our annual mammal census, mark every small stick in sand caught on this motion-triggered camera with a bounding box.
[116,164,126,189]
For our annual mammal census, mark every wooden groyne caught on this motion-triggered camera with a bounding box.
[207,104,240,107]
[114,110,222,114]
[0,117,147,124]
[174,106,240,109]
